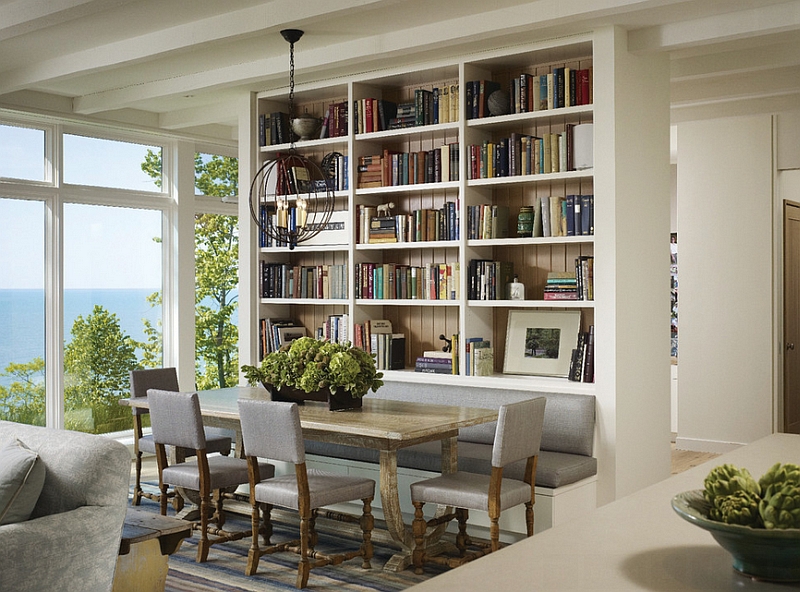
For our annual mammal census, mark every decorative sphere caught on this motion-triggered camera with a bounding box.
[488,90,510,116]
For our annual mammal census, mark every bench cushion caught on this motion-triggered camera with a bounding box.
[303,439,597,489]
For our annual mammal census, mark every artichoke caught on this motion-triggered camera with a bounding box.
[758,463,800,529]
[703,464,761,505]
[709,490,763,527]
[758,462,800,492]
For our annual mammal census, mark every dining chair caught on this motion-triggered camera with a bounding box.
[237,399,375,589]
[148,389,275,563]
[409,396,546,574]
[129,367,234,509]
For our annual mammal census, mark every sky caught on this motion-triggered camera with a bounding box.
[0,124,164,290]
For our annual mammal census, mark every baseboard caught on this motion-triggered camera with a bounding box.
[674,437,744,454]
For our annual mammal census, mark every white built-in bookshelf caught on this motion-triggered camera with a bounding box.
[240,28,672,505]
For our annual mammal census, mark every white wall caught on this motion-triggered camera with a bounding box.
[676,115,774,452]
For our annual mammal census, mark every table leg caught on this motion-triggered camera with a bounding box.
[380,449,416,572]
[381,436,459,572]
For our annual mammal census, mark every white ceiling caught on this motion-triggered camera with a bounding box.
[1,0,799,139]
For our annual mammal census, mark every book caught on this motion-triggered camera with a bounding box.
[582,325,595,383]
[473,346,494,377]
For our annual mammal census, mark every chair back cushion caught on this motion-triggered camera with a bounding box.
[148,390,206,450]
[129,367,179,416]
[238,399,304,464]
[492,397,546,468]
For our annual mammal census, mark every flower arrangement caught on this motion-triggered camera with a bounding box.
[241,336,383,399]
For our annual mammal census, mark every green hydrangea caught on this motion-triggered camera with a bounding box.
[242,336,384,398]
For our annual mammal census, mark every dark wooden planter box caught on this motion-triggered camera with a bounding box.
[264,384,363,411]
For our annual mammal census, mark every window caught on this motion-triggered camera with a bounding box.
[194,152,239,389]
[0,198,46,425]
[63,134,163,192]
[0,124,46,182]
[63,203,162,434]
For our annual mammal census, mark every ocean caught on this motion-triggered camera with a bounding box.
[0,288,161,387]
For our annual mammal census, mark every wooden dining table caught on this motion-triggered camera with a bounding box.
[122,385,498,572]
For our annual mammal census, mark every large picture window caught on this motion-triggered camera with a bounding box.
[0,198,46,426]
[0,124,47,182]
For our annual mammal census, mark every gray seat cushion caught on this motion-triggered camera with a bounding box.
[303,439,597,489]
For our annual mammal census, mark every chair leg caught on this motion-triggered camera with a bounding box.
[212,489,226,529]
[525,501,534,537]
[489,513,501,553]
[309,509,318,551]
[296,511,311,589]
[246,499,263,576]
[412,501,427,575]
[158,483,169,516]
[261,503,273,545]
[132,452,143,506]
[360,497,374,569]
[455,508,470,555]
[196,494,211,563]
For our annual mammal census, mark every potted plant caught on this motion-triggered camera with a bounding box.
[241,336,384,411]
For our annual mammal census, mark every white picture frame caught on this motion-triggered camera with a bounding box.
[503,310,582,377]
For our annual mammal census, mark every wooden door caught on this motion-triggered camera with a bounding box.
[785,201,800,433]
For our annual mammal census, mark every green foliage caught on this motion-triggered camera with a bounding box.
[0,358,46,426]
[242,337,383,399]
[141,149,240,389]
[64,305,138,433]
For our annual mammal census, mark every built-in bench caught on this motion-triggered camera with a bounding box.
[303,382,598,537]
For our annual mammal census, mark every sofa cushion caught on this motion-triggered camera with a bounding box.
[0,438,46,525]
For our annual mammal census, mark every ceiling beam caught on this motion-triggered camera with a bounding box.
[0,0,128,42]
[629,0,800,52]
[671,37,800,80]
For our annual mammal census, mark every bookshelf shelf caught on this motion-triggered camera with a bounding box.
[355,121,460,141]
[468,170,592,187]
[356,181,460,196]
[467,236,593,247]
[355,299,459,307]
[259,298,347,306]
[467,104,593,129]
[260,135,347,154]
[356,240,459,251]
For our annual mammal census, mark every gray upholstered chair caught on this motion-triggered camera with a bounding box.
[237,399,375,589]
[148,389,275,563]
[129,367,233,508]
[410,396,546,574]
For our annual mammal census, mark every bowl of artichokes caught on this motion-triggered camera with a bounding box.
[672,462,800,582]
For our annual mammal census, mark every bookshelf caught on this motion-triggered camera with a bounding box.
[241,28,672,506]
[247,38,599,394]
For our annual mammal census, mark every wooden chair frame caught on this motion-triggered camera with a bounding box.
[244,457,374,589]
[411,455,538,573]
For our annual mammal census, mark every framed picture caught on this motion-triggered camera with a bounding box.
[503,310,582,377]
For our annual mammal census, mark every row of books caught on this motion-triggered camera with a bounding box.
[316,313,349,345]
[259,262,348,300]
[466,259,514,301]
[357,202,459,244]
[258,318,306,359]
[414,349,455,374]
[525,195,594,238]
[351,319,405,370]
[353,86,459,134]
[321,152,348,192]
[568,325,595,383]
[464,337,493,376]
[355,261,460,301]
[357,144,459,188]
[466,204,509,240]
[319,101,348,139]
[258,112,291,146]
[542,258,593,301]
[467,127,582,180]
[509,68,593,114]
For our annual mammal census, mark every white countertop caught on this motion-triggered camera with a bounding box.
[408,433,800,591]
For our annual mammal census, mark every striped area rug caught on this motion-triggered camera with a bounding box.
[132,486,444,591]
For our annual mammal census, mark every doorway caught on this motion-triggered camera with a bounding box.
[784,201,800,433]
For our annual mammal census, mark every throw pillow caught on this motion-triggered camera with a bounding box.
[0,438,46,525]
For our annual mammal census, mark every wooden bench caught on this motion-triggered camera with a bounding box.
[113,508,192,592]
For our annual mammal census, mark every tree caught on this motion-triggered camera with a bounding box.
[0,358,46,426]
[141,151,239,389]
[64,305,138,433]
